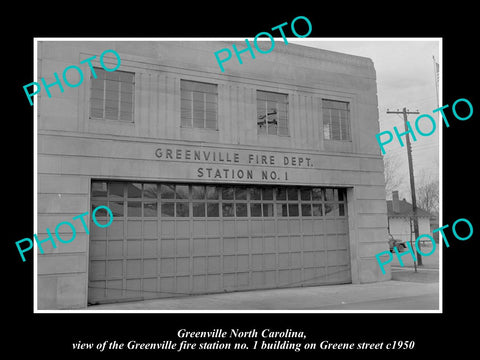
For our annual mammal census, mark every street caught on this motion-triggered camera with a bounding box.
[88,278,439,311]
[312,293,438,310]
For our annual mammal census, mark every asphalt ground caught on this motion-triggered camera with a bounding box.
[88,280,439,311]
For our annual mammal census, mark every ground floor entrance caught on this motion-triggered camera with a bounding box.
[88,181,351,304]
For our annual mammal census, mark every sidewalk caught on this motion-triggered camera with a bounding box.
[391,266,440,283]
[390,241,440,269]
[390,240,440,283]
[88,279,439,311]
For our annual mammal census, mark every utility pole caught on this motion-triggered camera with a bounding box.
[409,216,417,272]
[386,107,423,266]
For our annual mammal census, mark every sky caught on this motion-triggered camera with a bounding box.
[291,38,441,201]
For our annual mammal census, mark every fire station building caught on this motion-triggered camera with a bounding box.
[36,40,389,309]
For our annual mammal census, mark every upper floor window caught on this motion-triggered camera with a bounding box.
[90,68,134,122]
[181,80,218,130]
[322,99,351,141]
[257,90,289,136]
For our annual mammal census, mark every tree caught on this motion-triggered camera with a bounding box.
[382,153,404,196]
[416,179,439,215]
[415,165,439,215]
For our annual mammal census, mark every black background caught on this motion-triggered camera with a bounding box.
[5,5,477,359]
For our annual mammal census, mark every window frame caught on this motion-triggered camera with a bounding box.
[89,67,135,123]
[322,99,351,141]
[180,79,218,130]
[90,182,348,220]
[256,90,289,137]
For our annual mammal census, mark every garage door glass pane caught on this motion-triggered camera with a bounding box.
[207,203,219,217]
[300,189,311,201]
[193,203,205,217]
[128,201,141,216]
[287,188,298,200]
[312,188,322,201]
[144,202,157,217]
[301,204,311,216]
[143,183,157,198]
[250,188,261,200]
[251,203,262,217]
[263,203,274,217]
[176,185,189,200]
[109,182,124,199]
[236,203,247,217]
[160,184,175,199]
[325,188,336,201]
[161,203,174,217]
[192,185,205,199]
[222,203,234,217]
[235,188,247,200]
[289,204,299,216]
[128,183,142,198]
[222,187,234,200]
[92,181,107,197]
[109,201,124,216]
[262,188,273,200]
[312,204,322,216]
[176,202,189,217]
[206,186,219,200]
[277,203,288,217]
[325,203,339,216]
[92,200,107,215]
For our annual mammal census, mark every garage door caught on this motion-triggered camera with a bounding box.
[88,181,351,304]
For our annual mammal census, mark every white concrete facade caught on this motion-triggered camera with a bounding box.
[36,40,389,309]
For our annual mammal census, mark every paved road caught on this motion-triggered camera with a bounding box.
[391,266,439,283]
[88,280,439,311]
[312,293,439,310]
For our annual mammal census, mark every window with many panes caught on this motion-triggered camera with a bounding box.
[257,90,289,136]
[191,185,220,217]
[322,99,351,141]
[181,80,218,130]
[91,182,347,220]
[299,187,346,217]
[90,68,134,122]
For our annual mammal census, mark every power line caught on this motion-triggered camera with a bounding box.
[386,107,423,268]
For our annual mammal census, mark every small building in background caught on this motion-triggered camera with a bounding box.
[387,191,433,243]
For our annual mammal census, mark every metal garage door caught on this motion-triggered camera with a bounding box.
[88,181,350,304]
